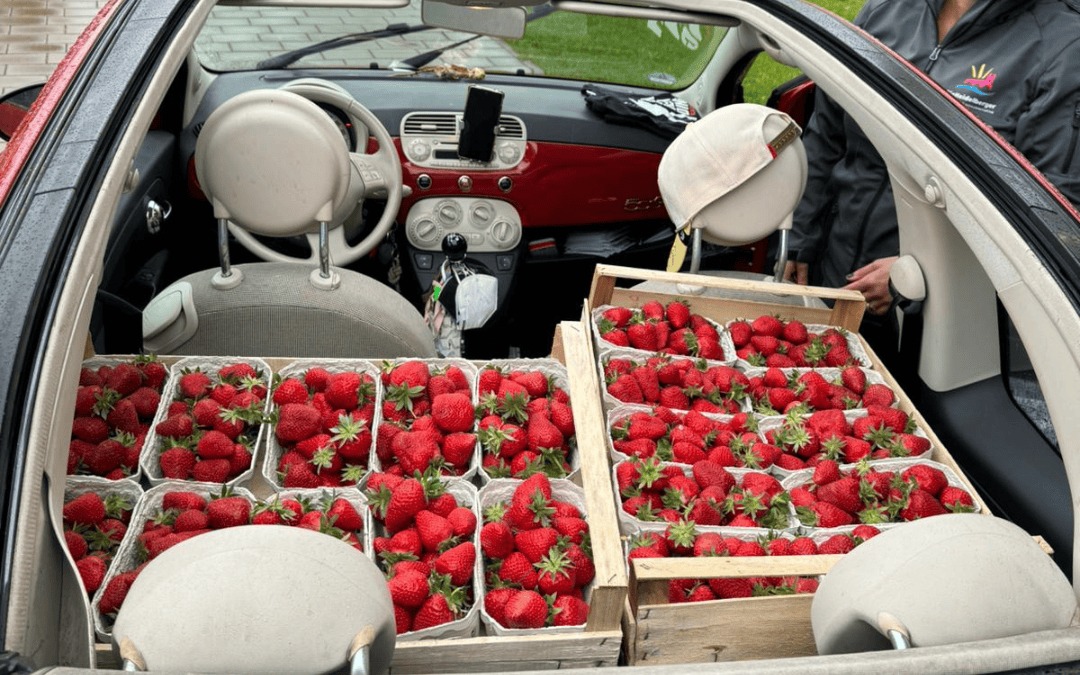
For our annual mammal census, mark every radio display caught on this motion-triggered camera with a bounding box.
[434,149,459,160]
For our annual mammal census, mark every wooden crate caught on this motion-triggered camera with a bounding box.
[586,264,1008,665]
[586,263,990,513]
[627,555,841,664]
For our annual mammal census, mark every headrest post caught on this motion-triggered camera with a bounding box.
[774,229,790,283]
[319,221,331,279]
[217,218,232,278]
[688,227,703,275]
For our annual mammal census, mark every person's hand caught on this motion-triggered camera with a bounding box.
[843,256,898,315]
[782,261,809,285]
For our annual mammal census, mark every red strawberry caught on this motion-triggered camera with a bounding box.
[275,403,322,443]
[327,498,364,531]
[206,496,250,528]
[387,569,430,609]
[178,371,212,400]
[497,551,538,589]
[412,592,455,631]
[72,416,110,444]
[431,393,475,434]
[272,377,309,406]
[192,458,232,483]
[515,527,558,564]
[76,556,108,594]
[63,493,106,526]
[940,486,976,512]
[504,590,549,629]
[861,383,895,408]
[434,541,476,586]
[161,491,206,511]
[480,521,515,560]
[900,489,948,521]
[751,315,783,337]
[158,447,194,480]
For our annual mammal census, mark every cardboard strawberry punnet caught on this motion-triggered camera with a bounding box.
[263,359,384,490]
[782,458,979,531]
[365,471,481,640]
[68,355,170,482]
[600,350,752,415]
[726,316,871,370]
[606,403,772,471]
[593,301,737,366]
[89,482,258,641]
[62,477,142,599]
[757,407,934,475]
[613,456,799,536]
[141,356,272,488]
[370,359,479,481]
[474,359,578,482]
[477,476,595,635]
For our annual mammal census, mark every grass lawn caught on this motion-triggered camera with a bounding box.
[509,0,865,103]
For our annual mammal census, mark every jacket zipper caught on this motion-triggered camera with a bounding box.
[1063,100,1080,173]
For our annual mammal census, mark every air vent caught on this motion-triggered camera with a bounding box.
[495,116,524,139]
[403,112,459,136]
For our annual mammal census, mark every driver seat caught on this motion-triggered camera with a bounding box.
[141,89,435,359]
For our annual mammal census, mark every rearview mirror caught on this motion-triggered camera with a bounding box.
[0,84,43,142]
[421,0,527,39]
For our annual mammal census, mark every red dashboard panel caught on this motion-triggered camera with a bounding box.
[395,140,668,228]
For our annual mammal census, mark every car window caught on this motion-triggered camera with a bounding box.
[192,5,724,89]
[1002,312,1060,449]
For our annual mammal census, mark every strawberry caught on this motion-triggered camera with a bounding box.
[206,496,250,528]
[155,414,194,439]
[840,367,867,396]
[781,320,808,344]
[434,541,476,586]
[72,416,110,444]
[861,383,895,408]
[899,489,948,520]
[275,403,322,444]
[173,509,210,533]
[76,556,108,594]
[446,506,476,539]
[197,430,235,460]
[304,367,331,393]
[327,498,364,531]
[105,363,142,397]
[178,370,212,400]
[383,478,427,533]
[901,464,949,496]
[818,533,856,554]
[63,493,106,525]
[480,521,515,559]
[192,458,232,483]
[412,592,455,631]
[497,551,538,589]
[515,527,558,564]
[387,569,430,609]
[627,322,659,351]
[431,393,475,434]
[162,491,207,511]
[504,589,549,629]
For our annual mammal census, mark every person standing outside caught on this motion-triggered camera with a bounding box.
[783,0,1080,354]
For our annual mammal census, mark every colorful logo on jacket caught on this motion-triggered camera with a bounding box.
[957,64,996,96]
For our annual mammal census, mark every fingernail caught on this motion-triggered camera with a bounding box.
[845,273,854,280]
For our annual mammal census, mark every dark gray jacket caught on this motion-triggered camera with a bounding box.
[789,0,1080,288]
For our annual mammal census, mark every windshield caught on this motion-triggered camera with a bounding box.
[193,4,724,89]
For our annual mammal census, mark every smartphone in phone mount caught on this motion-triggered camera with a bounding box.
[458,85,504,162]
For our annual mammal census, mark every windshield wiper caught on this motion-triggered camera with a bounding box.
[256,23,435,70]
[395,4,558,70]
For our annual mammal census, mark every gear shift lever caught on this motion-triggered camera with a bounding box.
[442,232,468,265]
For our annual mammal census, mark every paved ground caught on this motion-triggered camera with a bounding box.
[1,0,108,97]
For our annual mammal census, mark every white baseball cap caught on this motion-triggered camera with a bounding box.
[658,103,804,237]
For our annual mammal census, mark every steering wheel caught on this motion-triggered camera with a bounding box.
[195,80,402,268]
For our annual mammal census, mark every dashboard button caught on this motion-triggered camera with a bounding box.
[497,255,514,271]
[415,253,434,270]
